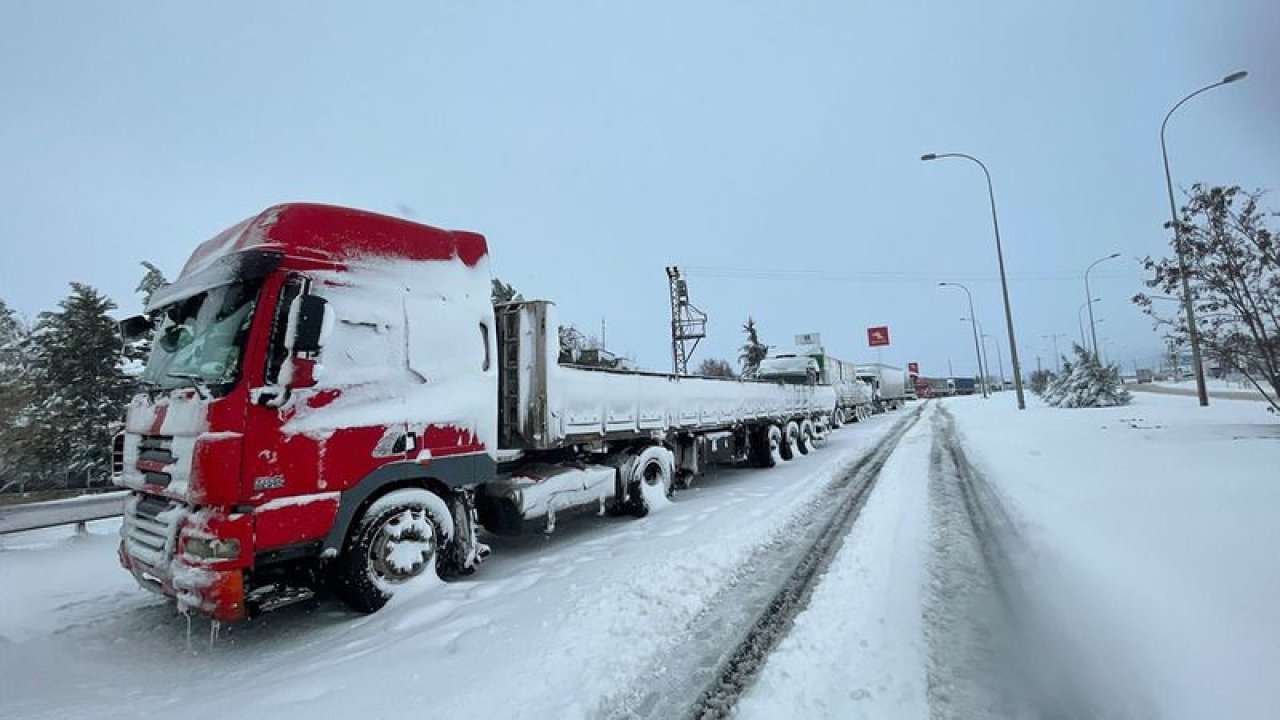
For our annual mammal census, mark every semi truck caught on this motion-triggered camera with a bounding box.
[857,362,913,411]
[113,203,836,622]
[756,334,875,424]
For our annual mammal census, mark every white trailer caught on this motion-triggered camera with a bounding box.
[477,302,837,534]
[858,362,911,411]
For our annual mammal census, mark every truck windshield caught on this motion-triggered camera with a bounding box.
[140,281,262,394]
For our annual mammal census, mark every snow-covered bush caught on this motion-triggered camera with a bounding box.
[1042,345,1130,408]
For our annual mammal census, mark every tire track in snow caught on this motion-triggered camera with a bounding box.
[617,404,927,720]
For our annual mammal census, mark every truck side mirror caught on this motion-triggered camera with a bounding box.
[119,314,154,342]
[292,295,331,354]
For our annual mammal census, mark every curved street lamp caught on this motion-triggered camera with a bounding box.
[1161,69,1248,407]
[939,282,989,398]
[1085,253,1121,356]
[922,152,1025,409]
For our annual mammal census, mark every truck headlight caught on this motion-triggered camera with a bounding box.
[184,537,241,560]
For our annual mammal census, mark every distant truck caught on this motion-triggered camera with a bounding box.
[952,377,977,395]
[1135,368,1154,384]
[757,335,875,424]
[857,362,912,411]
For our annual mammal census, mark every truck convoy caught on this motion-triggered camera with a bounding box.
[856,362,914,410]
[756,334,875,424]
[113,204,845,622]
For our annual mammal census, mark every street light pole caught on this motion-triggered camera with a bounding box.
[939,282,988,398]
[1077,298,1100,349]
[1085,252,1120,358]
[983,333,1005,389]
[1041,333,1067,373]
[1161,69,1247,407]
[922,152,1025,409]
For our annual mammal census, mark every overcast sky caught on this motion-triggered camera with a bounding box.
[2,1,1276,378]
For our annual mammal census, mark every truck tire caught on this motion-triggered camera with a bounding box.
[334,488,453,614]
[626,446,674,518]
[797,420,815,455]
[831,409,845,429]
[750,425,779,468]
[781,421,799,461]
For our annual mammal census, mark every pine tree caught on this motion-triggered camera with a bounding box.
[739,317,768,377]
[128,261,169,365]
[24,284,133,488]
[491,277,522,304]
[0,299,34,491]
[1042,345,1130,408]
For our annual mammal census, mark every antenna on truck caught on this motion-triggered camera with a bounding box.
[666,266,707,375]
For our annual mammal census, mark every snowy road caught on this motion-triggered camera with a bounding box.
[0,411,914,720]
[4,394,1274,719]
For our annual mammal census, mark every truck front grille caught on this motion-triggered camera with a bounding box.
[122,493,185,570]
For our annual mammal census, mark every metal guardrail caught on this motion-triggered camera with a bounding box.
[0,492,127,535]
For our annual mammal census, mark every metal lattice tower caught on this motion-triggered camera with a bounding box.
[666,266,707,375]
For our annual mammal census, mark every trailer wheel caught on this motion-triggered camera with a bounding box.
[626,446,674,517]
[831,409,844,429]
[334,488,453,614]
[797,420,815,455]
[781,421,799,461]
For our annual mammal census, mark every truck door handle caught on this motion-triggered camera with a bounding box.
[480,322,491,371]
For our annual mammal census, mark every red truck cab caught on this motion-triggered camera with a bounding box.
[116,203,496,621]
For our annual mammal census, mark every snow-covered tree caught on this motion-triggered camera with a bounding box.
[1135,184,1280,413]
[739,317,767,377]
[127,261,168,365]
[491,277,521,304]
[23,284,133,488]
[1028,368,1054,396]
[695,357,736,378]
[0,299,35,491]
[1042,345,1130,408]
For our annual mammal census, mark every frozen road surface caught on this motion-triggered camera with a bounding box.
[3,394,1277,720]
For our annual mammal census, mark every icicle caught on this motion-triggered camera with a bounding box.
[209,620,221,648]
[184,611,193,652]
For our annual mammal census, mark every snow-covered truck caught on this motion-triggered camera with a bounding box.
[757,334,875,424]
[113,203,835,622]
[857,362,912,411]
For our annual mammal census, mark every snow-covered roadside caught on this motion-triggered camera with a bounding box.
[944,393,1280,720]
[0,416,901,720]
[734,406,933,720]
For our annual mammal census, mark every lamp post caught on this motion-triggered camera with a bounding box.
[922,152,1026,409]
[983,333,1005,390]
[1085,253,1120,359]
[1077,298,1100,350]
[1161,69,1248,407]
[962,316,991,391]
[939,282,988,398]
[1042,333,1067,373]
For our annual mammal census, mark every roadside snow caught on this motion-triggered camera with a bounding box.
[945,392,1280,720]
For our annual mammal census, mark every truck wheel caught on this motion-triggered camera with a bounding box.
[334,488,453,614]
[831,409,844,429]
[781,421,799,461]
[797,420,814,455]
[627,446,674,517]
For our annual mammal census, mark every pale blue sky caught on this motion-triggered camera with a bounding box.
[1,1,1275,377]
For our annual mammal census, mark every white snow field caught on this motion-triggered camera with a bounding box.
[946,391,1280,720]
[3,393,1276,720]
[0,415,901,720]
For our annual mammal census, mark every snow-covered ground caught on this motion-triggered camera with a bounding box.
[946,392,1280,720]
[0,416,901,720]
[4,394,1276,719]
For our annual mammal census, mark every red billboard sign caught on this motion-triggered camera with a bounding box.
[867,326,890,347]
[907,362,919,375]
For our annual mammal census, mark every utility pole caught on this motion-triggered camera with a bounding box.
[666,266,707,375]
